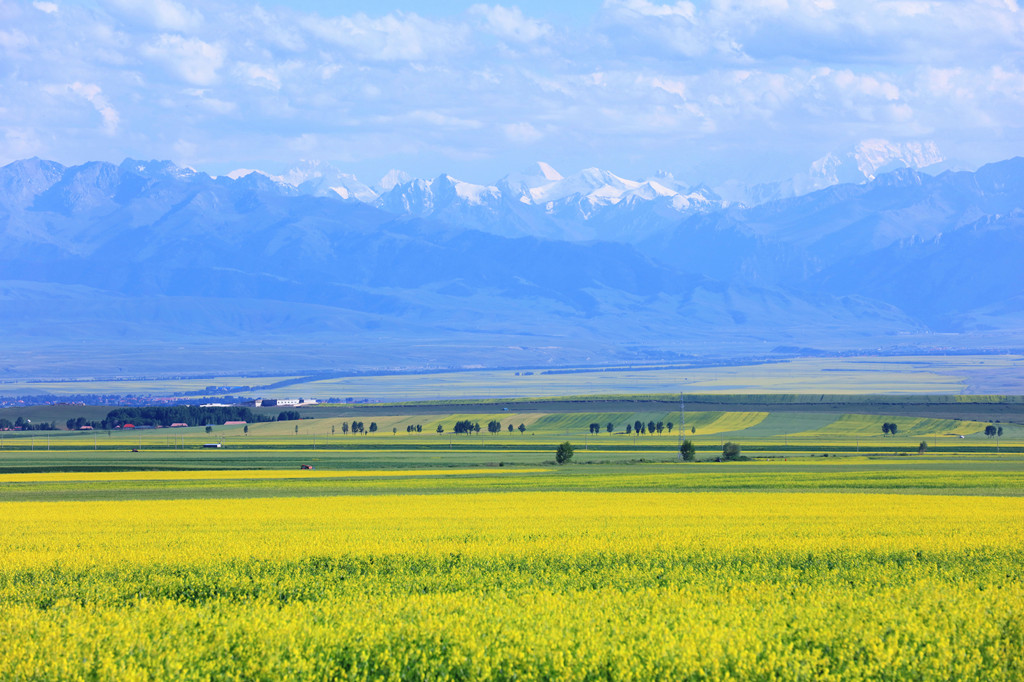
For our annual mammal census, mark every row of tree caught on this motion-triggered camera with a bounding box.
[100,406,274,429]
[435,421,529,434]
[344,421,377,434]
[552,439,736,465]
[0,417,58,431]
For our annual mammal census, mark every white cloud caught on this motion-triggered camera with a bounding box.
[251,6,306,52]
[0,28,33,51]
[405,110,484,129]
[650,77,687,98]
[301,11,466,61]
[469,5,552,42]
[104,0,202,32]
[833,70,900,101]
[605,0,697,20]
[46,82,120,134]
[5,0,1024,183]
[502,121,542,143]
[184,89,237,114]
[141,34,225,85]
[236,63,281,90]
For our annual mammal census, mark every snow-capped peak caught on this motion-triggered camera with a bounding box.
[226,168,269,180]
[273,160,378,202]
[377,169,412,193]
[449,177,500,206]
[853,139,944,179]
[499,161,565,195]
[536,161,563,182]
[530,167,643,205]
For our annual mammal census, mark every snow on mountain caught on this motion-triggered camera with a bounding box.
[717,139,951,206]
[225,168,262,180]
[276,160,378,202]
[853,139,943,179]
[500,161,564,196]
[374,174,502,220]
[377,169,412,193]
[530,167,642,205]
[449,176,502,205]
[5,154,1024,375]
[369,163,727,241]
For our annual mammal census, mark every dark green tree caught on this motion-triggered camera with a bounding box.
[205,425,213,434]
[722,442,741,461]
[555,441,575,464]
[607,422,614,433]
[679,439,696,462]
[437,424,444,434]
[985,425,997,437]
[488,420,502,434]
[518,423,526,434]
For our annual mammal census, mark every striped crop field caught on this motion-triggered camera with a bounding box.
[786,414,986,439]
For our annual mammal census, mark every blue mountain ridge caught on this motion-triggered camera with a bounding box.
[1,157,1021,376]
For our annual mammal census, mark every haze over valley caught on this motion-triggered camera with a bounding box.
[2,145,1021,378]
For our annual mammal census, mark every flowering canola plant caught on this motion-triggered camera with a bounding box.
[0,490,1021,680]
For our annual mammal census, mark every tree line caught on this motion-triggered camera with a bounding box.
[64,406,277,430]
[0,417,58,431]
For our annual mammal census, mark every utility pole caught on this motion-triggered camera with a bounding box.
[677,394,685,461]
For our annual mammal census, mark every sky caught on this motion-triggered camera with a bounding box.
[2,0,1023,186]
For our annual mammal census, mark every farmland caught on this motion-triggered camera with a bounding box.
[3,354,1024,402]
[1,394,1023,679]
[1,484,1022,679]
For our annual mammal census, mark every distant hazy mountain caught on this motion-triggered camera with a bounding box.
[223,160,727,244]
[715,139,959,206]
[644,158,1024,331]
[0,155,1021,377]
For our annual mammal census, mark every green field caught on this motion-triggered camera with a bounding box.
[4,354,1024,400]
[4,400,1019,459]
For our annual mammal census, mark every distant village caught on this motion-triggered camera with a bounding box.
[200,398,318,408]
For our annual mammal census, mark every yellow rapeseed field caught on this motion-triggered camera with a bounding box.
[1,490,1022,679]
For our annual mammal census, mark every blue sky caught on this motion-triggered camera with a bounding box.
[2,0,1023,185]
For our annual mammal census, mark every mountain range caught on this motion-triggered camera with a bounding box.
[0,149,1021,378]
